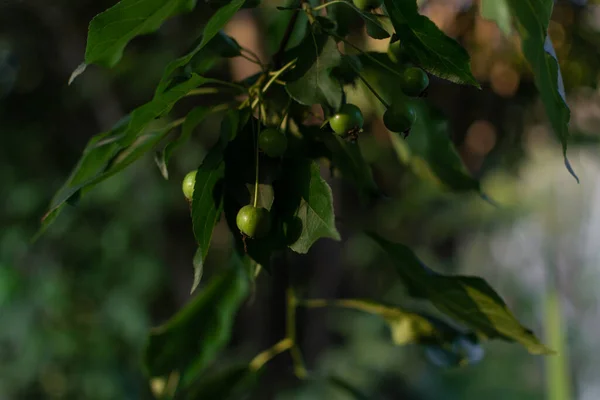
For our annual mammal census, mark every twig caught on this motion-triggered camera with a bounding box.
[249,338,294,371]
[286,288,308,379]
[273,0,303,68]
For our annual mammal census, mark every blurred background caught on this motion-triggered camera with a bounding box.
[2,0,600,398]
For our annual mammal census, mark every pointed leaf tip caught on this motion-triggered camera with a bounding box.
[68,62,87,85]
[564,156,579,184]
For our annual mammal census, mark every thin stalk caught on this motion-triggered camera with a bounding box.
[253,106,261,208]
[311,0,389,18]
[354,70,390,109]
[241,53,264,69]
[250,59,296,109]
[202,77,248,92]
[249,338,294,371]
[312,0,349,11]
[544,288,571,400]
[286,288,308,379]
[263,59,296,93]
[331,33,404,80]
[273,3,302,68]
[242,48,265,68]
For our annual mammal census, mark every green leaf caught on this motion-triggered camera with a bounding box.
[327,1,362,37]
[155,105,214,180]
[85,0,199,68]
[191,246,205,295]
[322,134,379,201]
[38,74,208,236]
[189,110,245,289]
[388,101,480,192]
[364,16,391,40]
[176,364,261,400]
[285,28,343,110]
[279,159,341,254]
[382,0,478,86]
[155,0,246,94]
[483,0,577,181]
[190,146,225,293]
[330,1,390,39]
[120,74,208,145]
[144,253,250,384]
[160,106,215,180]
[368,233,551,355]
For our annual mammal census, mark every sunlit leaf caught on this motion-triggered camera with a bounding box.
[368,233,551,355]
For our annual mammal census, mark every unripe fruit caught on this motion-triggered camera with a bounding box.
[329,104,364,136]
[400,67,429,97]
[182,170,197,201]
[258,128,288,157]
[236,205,271,238]
[352,0,383,11]
[383,102,417,133]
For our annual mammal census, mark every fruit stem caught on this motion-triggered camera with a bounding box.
[311,0,351,11]
[202,77,248,92]
[286,288,308,379]
[240,47,266,70]
[331,33,405,81]
[249,338,294,372]
[250,59,296,110]
[354,69,391,109]
[253,107,261,208]
[240,52,265,69]
[273,1,302,68]
[263,60,296,94]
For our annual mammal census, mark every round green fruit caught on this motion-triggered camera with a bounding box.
[383,103,417,133]
[182,170,197,201]
[329,104,364,135]
[258,128,288,157]
[352,0,383,10]
[236,205,271,238]
[400,67,429,97]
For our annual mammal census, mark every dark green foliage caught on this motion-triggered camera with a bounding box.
[38,0,574,396]
[144,254,250,384]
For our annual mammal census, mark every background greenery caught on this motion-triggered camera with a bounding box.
[1,0,600,399]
